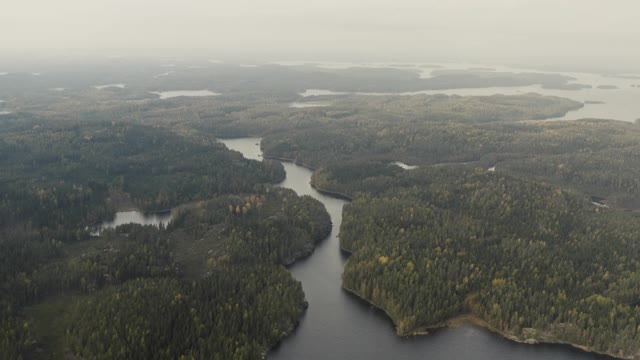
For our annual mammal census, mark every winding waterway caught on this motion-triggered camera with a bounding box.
[219,137,611,360]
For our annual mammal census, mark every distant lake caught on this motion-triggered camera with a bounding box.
[289,101,331,108]
[153,71,173,78]
[392,161,418,170]
[94,84,126,90]
[151,90,220,99]
[218,138,263,161]
[300,84,640,123]
[0,99,10,115]
[290,61,640,123]
[300,89,348,97]
[91,210,172,235]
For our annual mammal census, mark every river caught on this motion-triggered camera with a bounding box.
[219,137,611,360]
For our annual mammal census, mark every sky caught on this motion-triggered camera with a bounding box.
[1,0,639,71]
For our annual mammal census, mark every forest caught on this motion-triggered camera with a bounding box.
[0,114,331,358]
[327,165,640,358]
[2,61,640,359]
[0,119,285,239]
[267,119,640,209]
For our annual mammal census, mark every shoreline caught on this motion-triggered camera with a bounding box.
[262,144,633,359]
[310,183,354,201]
[264,153,355,201]
[342,285,627,360]
[263,155,317,171]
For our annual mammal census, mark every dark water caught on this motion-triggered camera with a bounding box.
[91,210,172,235]
[219,138,612,360]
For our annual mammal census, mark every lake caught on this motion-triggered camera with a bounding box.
[94,83,126,90]
[0,99,11,115]
[300,89,348,97]
[150,90,220,99]
[289,101,331,108]
[392,161,418,170]
[291,61,640,123]
[219,137,610,360]
[91,210,172,235]
[153,71,173,78]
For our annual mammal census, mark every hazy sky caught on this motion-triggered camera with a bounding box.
[1,0,639,70]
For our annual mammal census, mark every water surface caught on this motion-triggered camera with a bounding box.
[94,84,126,90]
[154,71,173,78]
[151,90,220,99]
[300,89,348,97]
[289,101,331,108]
[392,161,418,170]
[219,137,610,360]
[290,61,639,122]
[92,211,172,235]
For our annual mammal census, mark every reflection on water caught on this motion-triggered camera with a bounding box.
[92,211,171,235]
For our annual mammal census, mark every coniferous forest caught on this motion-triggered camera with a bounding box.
[1,61,639,359]
[330,166,640,358]
[0,114,329,358]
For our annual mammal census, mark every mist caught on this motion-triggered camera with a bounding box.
[1,0,639,71]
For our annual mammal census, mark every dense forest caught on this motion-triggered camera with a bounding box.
[2,187,330,359]
[0,119,284,239]
[267,119,640,209]
[329,166,640,358]
[0,112,331,358]
[2,61,639,359]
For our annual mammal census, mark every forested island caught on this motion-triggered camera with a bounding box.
[1,60,639,359]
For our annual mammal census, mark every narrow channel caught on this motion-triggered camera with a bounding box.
[219,138,611,360]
